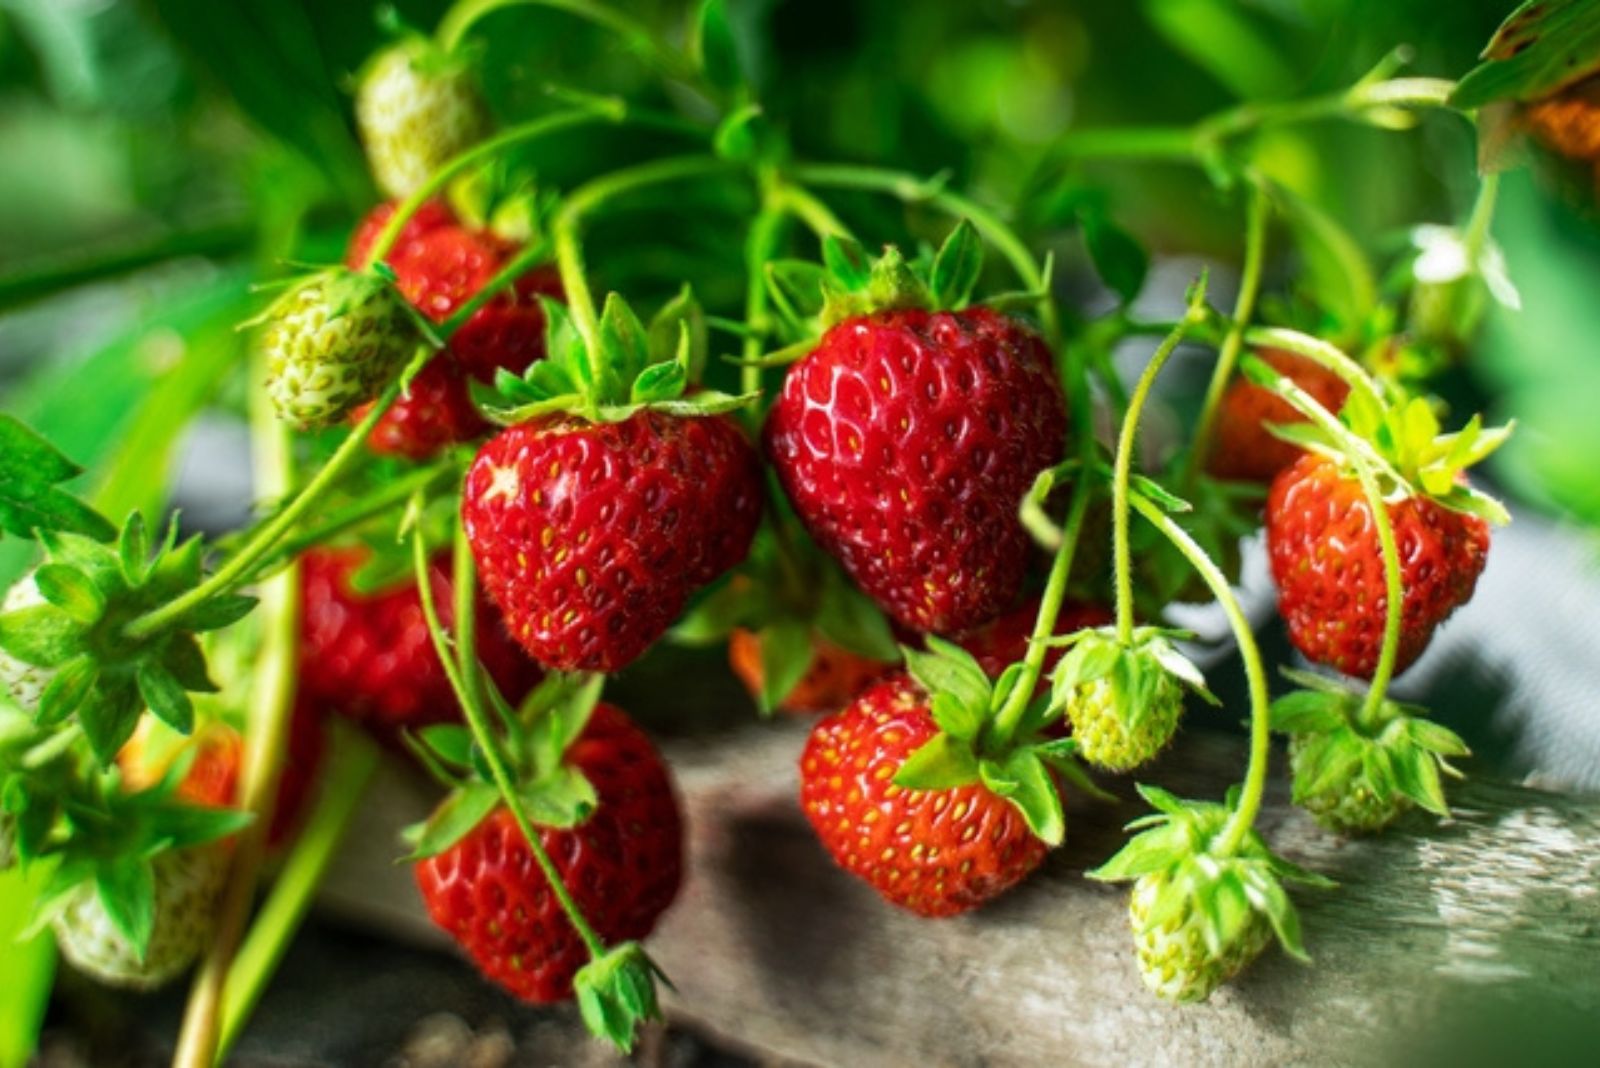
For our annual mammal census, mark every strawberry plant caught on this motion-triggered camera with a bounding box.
[0,0,1588,1062]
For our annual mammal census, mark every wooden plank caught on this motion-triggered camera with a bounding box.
[319,722,1600,1067]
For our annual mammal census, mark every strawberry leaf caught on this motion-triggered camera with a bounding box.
[0,415,115,544]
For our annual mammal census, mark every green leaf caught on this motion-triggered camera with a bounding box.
[406,784,500,860]
[670,579,754,645]
[1081,209,1148,304]
[813,573,899,662]
[36,655,95,725]
[31,565,104,625]
[693,0,744,92]
[930,220,984,310]
[893,733,980,790]
[984,749,1065,846]
[518,764,599,829]
[134,662,193,735]
[417,724,475,770]
[96,860,155,959]
[0,605,82,668]
[1144,0,1300,101]
[180,594,257,633]
[0,415,114,544]
[757,617,814,714]
[525,673,604,778]
[902,639,991,739]
[822,235,872,291]
[1269,691,1348,735]
[1451,0,1600,108]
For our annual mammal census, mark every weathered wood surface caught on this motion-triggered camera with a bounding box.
[320,721,1600,1067]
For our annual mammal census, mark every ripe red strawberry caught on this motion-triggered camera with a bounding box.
[463,410,762,673]
[298,547,541,732]
[1207,349,1350,484]
[346,204,563,458]
[727,627,892,714]
[414,703,682,1002]
[345,199,457,270]
[767,307,1067,634]
[952,597,1113,681]
[1265,453,1490,678]
[799,675,1048,917]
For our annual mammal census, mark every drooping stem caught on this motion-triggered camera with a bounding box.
[1189,184,1269,479]
[741,180,789,416]
[790,162,1062,348]
[989,473,1091,747]
[171,362,304,1068]
[363,108,620,270]
[553,154,740,365]
[412,520,606,958]
[1242,324,1388,407]
[1352,458,1405,726]
[1461,172,1501,264]
[1130,495,1271,856]
[775,181,853,242]
[437,0,694,81]
[1112,311,1202,644]
[124,355,423,642]
[216,726,380,1061]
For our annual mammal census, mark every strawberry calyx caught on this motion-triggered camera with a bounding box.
[762,218,1031,354]
[573,941,670,1053]
[1271,667,1469,834]
[0,514,256,766]
[1241,353,1513,524]
[672,522,899,714]
[1089,784,1333,983]
[19,746,251,962]
[889,637,1108,846]
[479,285,754,425]
[1049,626,1217,734]
[402,672,605,859]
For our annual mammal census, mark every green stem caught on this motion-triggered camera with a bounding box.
[216,726,380,1061]
[172,363,303,1068]
[437,0,694,81]
[1129,496,1271,856]
[989,474,1091,746]
[1353,456,1405,725]
[1050,126,1198,163]
[1112,314,1200,643]
[775,181,853,242]
[362,107,621,270]
[1461,172,1500,263]
[741,183,789,416]
[790,162,1062,348]
[1241,325,1387,408]
[412,523,606,959]
[451,517,481,711]
[441,236,554,336]
[123,362,421,642]
[1189,184,1270,481]
[552,154,741,367]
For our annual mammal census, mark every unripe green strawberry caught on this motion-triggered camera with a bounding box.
[0,575,48,712]
[1066,672,1184,772]
[260,269,422,428]
[53,845,228,990]
[356,39,489,200]
[1129,870,1271,1003]
[1289,734,1407,834]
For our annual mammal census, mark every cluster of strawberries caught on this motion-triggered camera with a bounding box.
[0,13,1516,1041]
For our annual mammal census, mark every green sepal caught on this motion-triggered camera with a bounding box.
[893,733,981,790]
[77,682,144,766]
[33,564,106,625]
[0,604,84,667]
[574,941,669,1053]
[979,748,1065,846]
[756,616,813,716]
[929,219,984,310]
[402,782,500,860]
[813,569,899,662]
[37,655,99,727]
[135,661,193,735]
[0,414,115,544]
[95,858,156,959]
[902,637,992,741]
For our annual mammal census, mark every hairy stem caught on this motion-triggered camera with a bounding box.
[1189,184,1269,479]
[216,727,380,1061]
[741,179,788,418]
[171,365,303,1068]
[1112,313,1200,644]
[441,237,554,336]
[775,181,853,242]
[1130,495,1271,856]
[1241,324,1387,408]
[413,521,606,958]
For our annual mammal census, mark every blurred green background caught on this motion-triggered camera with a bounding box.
[0,0,1597,574]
